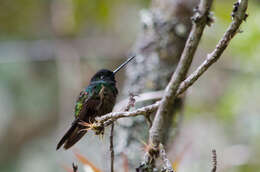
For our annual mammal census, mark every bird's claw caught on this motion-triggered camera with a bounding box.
[78,121,92,132]
[98,133,104,140]
[78,121,104,135]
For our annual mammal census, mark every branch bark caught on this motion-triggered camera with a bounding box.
[96,0,248,134]
[97,101,160,124]
[96,0,249,170]
[159,144,174,172]
[176,0,248,96]
[110,123,115,172]
[92,0,248,170]
[114,0,198,167]
[149,0,213,149]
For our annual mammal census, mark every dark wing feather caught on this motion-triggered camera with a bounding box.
[62,124,86,150]
[56,84,117,150]
[56,93,100,150]
[61,98,101,149]
[56,119,78,150]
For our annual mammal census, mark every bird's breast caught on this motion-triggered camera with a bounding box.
[97,86,117,116]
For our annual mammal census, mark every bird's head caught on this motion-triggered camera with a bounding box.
[90,55,135,83]
[90,69,115,83]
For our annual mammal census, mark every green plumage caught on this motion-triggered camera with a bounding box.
[75,81,118,118]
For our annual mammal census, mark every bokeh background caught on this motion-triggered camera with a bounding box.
[0,0,260,172]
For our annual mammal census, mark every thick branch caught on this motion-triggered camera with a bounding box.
[118,0,197,167]
[149,0,213,148]
[160,144,174,172]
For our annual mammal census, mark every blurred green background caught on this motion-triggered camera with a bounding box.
[0,0,259,172]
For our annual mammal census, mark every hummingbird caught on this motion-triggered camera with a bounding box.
[56,55,135,150]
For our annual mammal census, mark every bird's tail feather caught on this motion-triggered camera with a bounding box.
[63,127,86,150]
[56,122,87,150]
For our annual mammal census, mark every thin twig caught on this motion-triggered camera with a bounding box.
[124,93,137,112]
[110,93,136,172]
[211,149,217,172]
[96,101,160,123]
[110,122,115,172]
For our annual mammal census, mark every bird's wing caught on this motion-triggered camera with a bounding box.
[57,84,103,150]
[76,85,105,122]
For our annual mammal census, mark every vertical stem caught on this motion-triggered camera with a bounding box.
[110,122,115,172]
[149,0,213,148]
[118,0,198,166]
[211,149,217,172]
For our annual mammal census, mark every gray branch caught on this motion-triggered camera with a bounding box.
[91,0,249,170]
[96,101,160,123]
[159,144,174,172]
[117,0,197,167]
[149,0,213,148]
[96,0,248,129]
[176,0,248,96]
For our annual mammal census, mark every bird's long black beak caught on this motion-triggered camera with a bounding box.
[113,55,136,74]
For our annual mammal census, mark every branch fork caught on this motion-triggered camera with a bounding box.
[77,0,248,171]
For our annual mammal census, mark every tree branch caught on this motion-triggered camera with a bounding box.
[96,0,248,126]
[110,94,136,172]
[159,144,174,172]
[91,1,249,169]
[117,0,198,167]
[110,123,115,172]
[176,0,248,96]
[149,0,213,149]
[95,0,248,133]
[96,101,160,124]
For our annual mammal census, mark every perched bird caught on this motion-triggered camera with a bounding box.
[56,55,135,150]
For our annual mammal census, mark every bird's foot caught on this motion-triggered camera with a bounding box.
[98,133,104,140]
[93,122,104,136]
[78,121,104,136]
[78,121,92,132]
